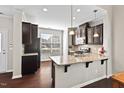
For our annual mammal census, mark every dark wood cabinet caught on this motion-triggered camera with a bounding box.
[24,38,41,68]
[87,24,103,45]
[22,22,32,44]
[93,24,103,45]
[98,24,103,44]
[72,28,77,45]
[22,22,38,44]
[72,34,76,45]
[79,23,89,44]
[87,27,94,44]
[32,24,38,40]
[68,22,103,46]
[79,24,87,37]
[22,22,41,75]
[68,27,77,45]
[22,55,38,75]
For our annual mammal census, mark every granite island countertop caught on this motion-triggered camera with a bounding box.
[50,54,108,66]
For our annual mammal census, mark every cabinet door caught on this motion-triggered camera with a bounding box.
[32,24,38,40]
[22,55,37,75]
[93,28,100,44]
[87,27,94,44]
[68,28,76,45]
[22,22,32,44]
[79,25,86,37]
[93,24,103,44]
[79,25,86,44]
[72,33,76,45]
[99,24,103,44]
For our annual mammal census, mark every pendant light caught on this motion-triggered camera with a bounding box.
[69,5,75,35]
[93,10,99,37]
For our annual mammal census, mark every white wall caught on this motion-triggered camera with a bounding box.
[0,15,13,72]
[22,12,36,24]
[112,6,124,73]
[12,10,22,79]
[98,5,112,76]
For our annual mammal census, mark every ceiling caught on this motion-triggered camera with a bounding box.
[0,5,106,30]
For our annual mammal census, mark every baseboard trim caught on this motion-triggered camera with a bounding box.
[72,75,107,88]
[107,74,112,78]
[12,74,22,79]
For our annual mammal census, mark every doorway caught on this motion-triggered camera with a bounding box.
[0,29,8,73]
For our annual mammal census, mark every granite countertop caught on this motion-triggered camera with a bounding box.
[50,54,108,66]
[22,53,38,56]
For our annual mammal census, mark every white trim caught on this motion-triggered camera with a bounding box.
[6,69,13,73]
[107,74,112,78]
[0,15,12,19]
[72,75,107,88]
[0,29,8,73]
[5,31,8,73]
[38,27,63,32]
[12,74,22,79]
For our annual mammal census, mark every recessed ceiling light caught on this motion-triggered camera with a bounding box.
[73,17,76,20]
[43,8,48,12]
[76,9,81,12]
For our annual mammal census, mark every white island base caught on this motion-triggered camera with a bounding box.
[50,55,108,88]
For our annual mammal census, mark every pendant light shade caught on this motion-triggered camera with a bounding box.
[69,5,75,35]
[69,30,75,35]
[93,33,99,37]
[93,10,99,37]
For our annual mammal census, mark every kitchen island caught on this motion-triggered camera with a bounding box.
[50,54,108,88]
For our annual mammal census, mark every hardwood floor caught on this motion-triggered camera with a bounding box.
[0,61,112,88]
[83,78,112,88]
[0,61,52,88]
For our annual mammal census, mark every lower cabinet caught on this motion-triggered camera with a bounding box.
[22,55,38,75]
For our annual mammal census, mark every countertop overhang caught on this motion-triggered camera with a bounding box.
[50,54,108,66]
[22,53,38,56]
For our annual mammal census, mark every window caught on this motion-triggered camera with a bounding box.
[39,28,63,61]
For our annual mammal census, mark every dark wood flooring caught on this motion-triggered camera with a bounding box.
[0,61,112,88]
[83,78,112,88]
[0,61,52,88]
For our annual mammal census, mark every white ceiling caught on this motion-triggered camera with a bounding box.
[0,5,106,30]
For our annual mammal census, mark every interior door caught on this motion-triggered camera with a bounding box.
[0,29,8,73]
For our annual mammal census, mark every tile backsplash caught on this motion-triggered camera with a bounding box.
[73,45,103,54]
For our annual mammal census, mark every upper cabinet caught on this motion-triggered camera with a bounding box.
[69,23,103,46]
[32,24,38,41]
[68,27,77,46]
[79,23,89,44]
[22,22,38,44]
[87,27,94,44]
[22,22,32,44]
[94,24,103,45]
[87,24,103,45]
[70,23,89,45]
